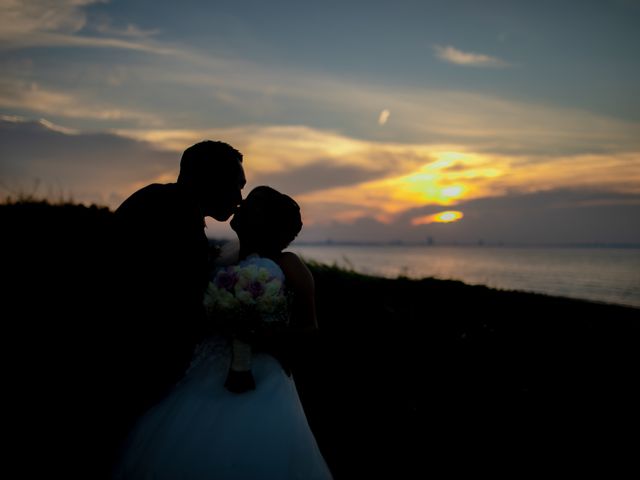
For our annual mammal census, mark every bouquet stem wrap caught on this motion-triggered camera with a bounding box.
[225,338,256,393]
[230,338,252,371]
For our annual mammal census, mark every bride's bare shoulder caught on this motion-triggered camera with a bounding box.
[276,252,314,287]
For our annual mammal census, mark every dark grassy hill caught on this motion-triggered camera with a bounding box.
[299,263,639,477]
[2,200,638,478]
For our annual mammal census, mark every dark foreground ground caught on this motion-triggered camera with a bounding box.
[3,201,639,478]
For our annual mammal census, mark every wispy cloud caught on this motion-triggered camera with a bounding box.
[378,109,390,126]
[434,45,509,67]
[0,79,163,125]
[94,20,161,39]
[134,55,640,156]
[114,62,639,158]
[114,124,431,178]
[0,0,174,54]
[0,0,94,36]
[0,115,176,206]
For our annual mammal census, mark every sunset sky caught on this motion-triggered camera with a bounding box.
[1,0,639,244]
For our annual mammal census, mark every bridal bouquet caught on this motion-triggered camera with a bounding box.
[203,255,289,393]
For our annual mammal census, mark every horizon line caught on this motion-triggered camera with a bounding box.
[206,238,640,249]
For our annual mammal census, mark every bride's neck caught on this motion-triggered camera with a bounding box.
[238,241,280,262]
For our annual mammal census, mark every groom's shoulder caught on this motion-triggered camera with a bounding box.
[124,182,177,201]
[116,183,178,214]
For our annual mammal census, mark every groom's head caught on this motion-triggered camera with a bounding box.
[178,140,246,221]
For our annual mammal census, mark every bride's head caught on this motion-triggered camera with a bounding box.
[230,186,302,257]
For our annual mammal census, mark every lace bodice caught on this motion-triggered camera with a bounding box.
[237,254,285,280]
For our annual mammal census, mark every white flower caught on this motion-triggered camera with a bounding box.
[203,255,288,325]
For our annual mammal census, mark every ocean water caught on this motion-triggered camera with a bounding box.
[290,245,640,309]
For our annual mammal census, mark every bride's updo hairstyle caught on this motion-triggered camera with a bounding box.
[231,186,303,257]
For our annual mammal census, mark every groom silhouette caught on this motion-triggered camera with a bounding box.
[108,140,246,459]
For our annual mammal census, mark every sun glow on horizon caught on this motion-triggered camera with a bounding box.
[381,168,468,206]
[296,148,511,224]
[380,150,505,207]
[411,210,464,226]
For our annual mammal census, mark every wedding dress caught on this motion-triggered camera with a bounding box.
[112,257,333,480]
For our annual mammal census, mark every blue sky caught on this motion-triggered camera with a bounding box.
[1,0,639,243]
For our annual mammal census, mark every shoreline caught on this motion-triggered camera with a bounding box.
[292,244,640,309]
[311,263,640,310]
[292,240,640,249]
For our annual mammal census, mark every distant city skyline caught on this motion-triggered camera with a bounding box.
[1,0,639,244]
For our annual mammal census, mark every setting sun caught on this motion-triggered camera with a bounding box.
[411,210,464,226]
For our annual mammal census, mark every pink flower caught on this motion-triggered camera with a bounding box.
[215,268,239,292]
[246,280,265,298]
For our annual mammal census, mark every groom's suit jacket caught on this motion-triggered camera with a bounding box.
[112,182,211,415]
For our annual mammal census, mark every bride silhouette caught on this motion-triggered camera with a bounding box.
[112,186,333,480]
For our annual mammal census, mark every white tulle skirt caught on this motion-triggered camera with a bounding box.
[113,336,333,480]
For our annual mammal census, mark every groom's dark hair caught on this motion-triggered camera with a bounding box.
[178,140,243,185]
